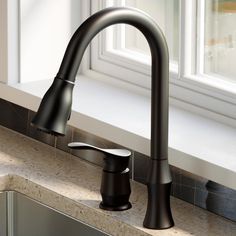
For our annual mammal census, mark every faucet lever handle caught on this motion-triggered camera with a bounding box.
[68,142,131,158]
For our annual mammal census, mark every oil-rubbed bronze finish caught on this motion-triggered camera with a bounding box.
[32,7,174,229]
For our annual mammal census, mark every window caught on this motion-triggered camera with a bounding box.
[91,0,180,88]
[122,0,180,75]
[112,0,179,63]
[90,0,236,125]
[1,0,236,125]
[204,0,236,82]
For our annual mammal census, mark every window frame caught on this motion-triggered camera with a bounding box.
[0,0,19,85]
[0,0,90,85]
[88,0,236,127]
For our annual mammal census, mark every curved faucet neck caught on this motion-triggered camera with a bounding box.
[57,7,169,160]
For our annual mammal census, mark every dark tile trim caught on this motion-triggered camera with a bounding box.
[0,98,28,135]
[133,151,236,221]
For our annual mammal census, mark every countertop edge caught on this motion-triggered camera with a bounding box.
[0,174,151,236]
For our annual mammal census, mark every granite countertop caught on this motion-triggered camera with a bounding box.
[0,126,235,236]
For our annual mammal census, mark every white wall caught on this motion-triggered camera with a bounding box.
[20,0,81,83]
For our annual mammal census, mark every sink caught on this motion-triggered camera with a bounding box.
[0,191,110,236]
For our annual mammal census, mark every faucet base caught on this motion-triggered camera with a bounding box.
[143,182,174,229]
[99,202,132,211]
[143,159,174,229]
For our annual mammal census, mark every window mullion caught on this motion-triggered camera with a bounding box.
[196,0,205,75]
[0,0,19,85]
[111,0,127,50]
[164,1,174,62]
[179,0,197,79]
[0,0,8,84]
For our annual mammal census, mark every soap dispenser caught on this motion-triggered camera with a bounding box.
[68,142,132,211]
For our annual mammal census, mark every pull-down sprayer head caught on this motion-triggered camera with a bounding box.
[31,78,74,136]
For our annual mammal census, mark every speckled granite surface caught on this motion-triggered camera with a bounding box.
[0,126,235,236]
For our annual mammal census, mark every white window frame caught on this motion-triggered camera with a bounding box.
[88,0,236,127]
[0,0,19,85]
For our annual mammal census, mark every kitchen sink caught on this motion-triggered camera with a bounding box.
[0,191,110,236]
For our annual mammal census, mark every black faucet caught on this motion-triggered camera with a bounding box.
[31,7,174,229]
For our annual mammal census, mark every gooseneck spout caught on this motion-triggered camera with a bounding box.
[32,7,174,229]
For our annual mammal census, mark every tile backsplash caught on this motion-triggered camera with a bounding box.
[0,98,235,222]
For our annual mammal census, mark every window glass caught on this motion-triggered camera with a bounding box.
[204,0,236,82]
[122,0,179,63]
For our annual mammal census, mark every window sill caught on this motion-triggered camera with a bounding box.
[1,75,236,190]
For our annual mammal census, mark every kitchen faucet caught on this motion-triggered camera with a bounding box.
[31,7,174,229]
